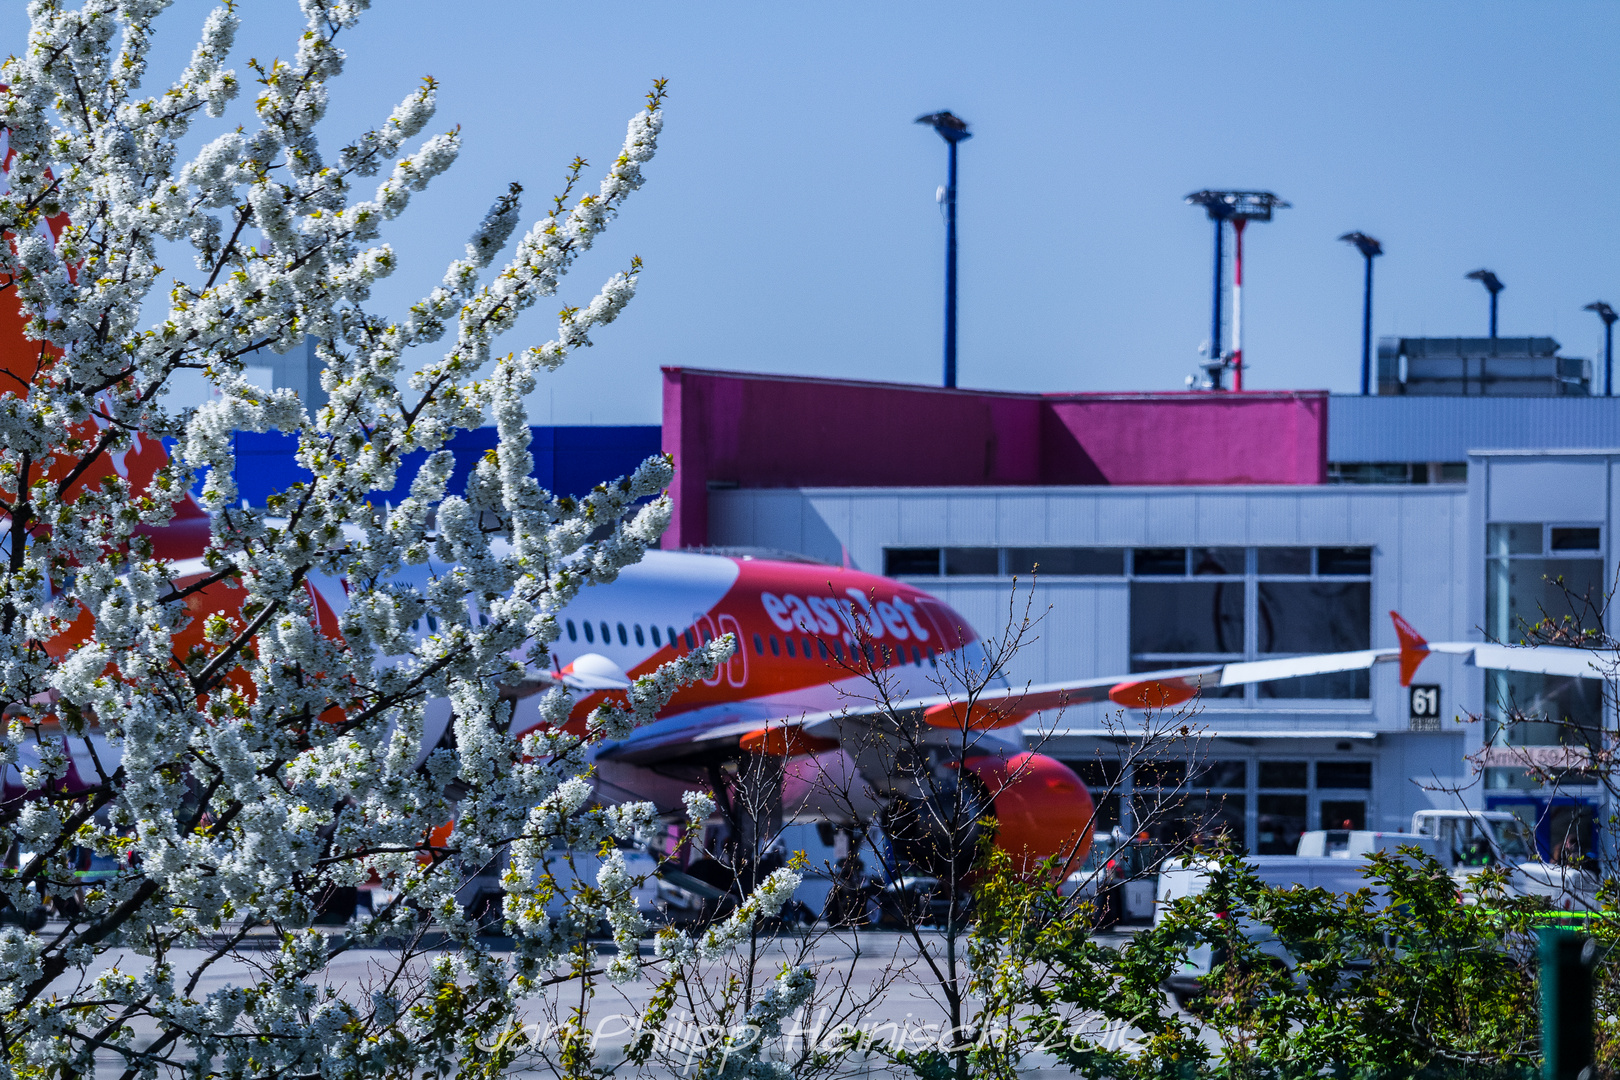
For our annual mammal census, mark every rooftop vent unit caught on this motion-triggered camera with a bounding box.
[1375,337,1591,397]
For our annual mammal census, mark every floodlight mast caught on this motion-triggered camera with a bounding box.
[1465,269,1504,339]
[1585,301,1617,397]
[1338,232,1383,396]
[917,111,971,389]
[1185,191,1289,390]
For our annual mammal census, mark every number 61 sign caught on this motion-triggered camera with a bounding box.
[1409,684,1441,720]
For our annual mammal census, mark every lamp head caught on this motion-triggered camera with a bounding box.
[1338,231,1383,259]
[1186,190,1289,222]
[1584,301,1618,327]
[915,111,972,143]
[1465,269,1505,295]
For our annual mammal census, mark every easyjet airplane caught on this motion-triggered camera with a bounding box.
[372,544,1612,879]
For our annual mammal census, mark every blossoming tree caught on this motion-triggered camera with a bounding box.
[0,2,806,1076]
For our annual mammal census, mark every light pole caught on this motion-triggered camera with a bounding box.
[1338,232,1383,396]
[1585,301,1617,396]
[1185,191,1289,390]
[916,111,971,389]
[1466,269,1504,339]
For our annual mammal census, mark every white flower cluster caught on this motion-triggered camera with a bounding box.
[688,964,818,1080]
[0,5,786,1078]
[653,866,804,967]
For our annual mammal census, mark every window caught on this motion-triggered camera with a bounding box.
[1328,462,1466,485]
[1259,761,1308,788]
[684,629,695,649]
[803,637,815,658]
[1318,547,1372,575]
[1132,758,1243,847]
[1132,548,1186,575]
[1484,522,1604,776]
[944,547,998,575]
[634,624,645,647]
[1134,760,1185,788]
[785,637,796,658]
[885,545,1130,578]
[1551,526,1601,552]
[1063,758,1122,831]
[886,548,942,576]
[1315,761,1372,789]
[1128,547,1255,697]
[583,621,594,643]
[1005,547,1125,576]
[769,635,780,656]
[617,623,628,646]
[818,639,829,660]
[1257,547,1311,575]
[1131,583,1244,655]
[1123,547,1372,701]
[1192,548,1245,575]
[1257,796,1307,855]
[1320,801,1366,830]
[754,634,764,655]
[668,627,679,648]
[600,622,611,645]
[566,619,577,642]
[651,626,661,646]
[1191,760,1246,789]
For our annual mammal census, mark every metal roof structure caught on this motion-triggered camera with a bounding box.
[1328,394,1620,463]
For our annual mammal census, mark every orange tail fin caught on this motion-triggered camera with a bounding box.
[1390,611,1429,686]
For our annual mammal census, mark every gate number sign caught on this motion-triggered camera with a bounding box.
[1409,684,1441,720]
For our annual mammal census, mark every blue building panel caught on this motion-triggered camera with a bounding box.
[225,426,661,506]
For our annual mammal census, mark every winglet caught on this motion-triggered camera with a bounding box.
[1390,611,1429,687]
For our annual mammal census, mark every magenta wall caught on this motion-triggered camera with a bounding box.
[1039,392,1329,487]
[662,367,1328,549]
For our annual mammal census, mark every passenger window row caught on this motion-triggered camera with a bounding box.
[565,619,687,649]
[751,632,937,669]
[559,617,938,670]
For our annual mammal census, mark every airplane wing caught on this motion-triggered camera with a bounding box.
[595,611,1615,766]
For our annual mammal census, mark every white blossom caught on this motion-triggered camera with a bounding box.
[0,9,757,1080]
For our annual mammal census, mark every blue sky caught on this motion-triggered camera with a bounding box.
[9,2,1619,422]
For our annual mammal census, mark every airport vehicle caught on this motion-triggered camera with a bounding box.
[1411,809,1597,910]
[1155,831,1438,1008]
[1064,831,1161,925]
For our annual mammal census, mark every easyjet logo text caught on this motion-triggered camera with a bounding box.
[760,590,931,642]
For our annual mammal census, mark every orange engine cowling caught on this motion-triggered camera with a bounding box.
[962,751,1095,878]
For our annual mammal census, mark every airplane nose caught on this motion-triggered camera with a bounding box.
[561,653,633,690]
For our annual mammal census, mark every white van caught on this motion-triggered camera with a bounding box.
[1154,832,1436,1008]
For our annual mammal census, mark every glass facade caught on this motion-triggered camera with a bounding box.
[1123,753,1372,855]
[1127,547,1373,701]
[885,543,1375,703]
[1483,522,1605,788]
